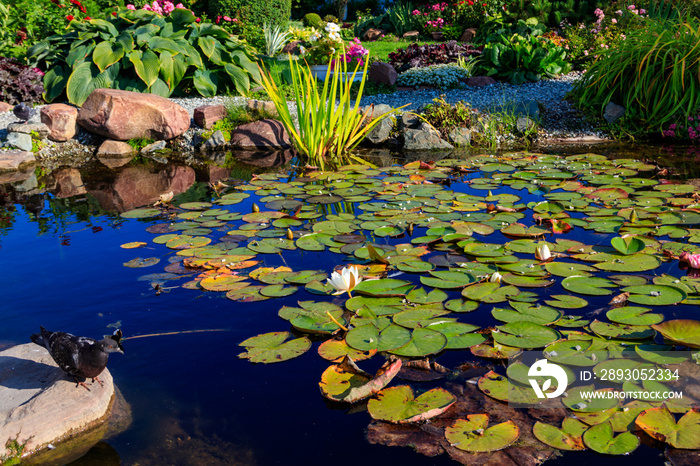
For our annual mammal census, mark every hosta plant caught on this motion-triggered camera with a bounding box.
[477,33,571,84]
[26,8,260,105]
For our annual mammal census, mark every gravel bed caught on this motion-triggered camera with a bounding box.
[355,71,607,140]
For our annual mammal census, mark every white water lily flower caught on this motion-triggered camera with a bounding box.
[489,272,502,283]
[326,266,362,296]
[535,243,551,261]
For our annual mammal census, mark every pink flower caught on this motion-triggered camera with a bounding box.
[195,17,200,22]
[412,9,420,15]
[143,4,151,10]
[232,18,237,21]
[162,1,174,15]
[640,8,646,14]
[175,3,184,7]
[615,9,623,15]
[611,18,617,23]
[126,3,135,8]
[628,4,636,9]
[216,15,221,23]
[680,252,700,269]
[223,15,231,21]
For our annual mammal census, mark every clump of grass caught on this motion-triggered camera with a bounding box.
[126,138,155,151]
[1,436,27,466]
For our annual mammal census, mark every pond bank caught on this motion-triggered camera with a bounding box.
[0,72,610,167]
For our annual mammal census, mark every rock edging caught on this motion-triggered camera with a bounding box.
[0,343,116,460]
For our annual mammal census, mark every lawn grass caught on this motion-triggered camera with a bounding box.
[363,39,437,62]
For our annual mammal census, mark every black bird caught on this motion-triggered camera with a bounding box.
[31,327,124,390]
[13,103,34,122]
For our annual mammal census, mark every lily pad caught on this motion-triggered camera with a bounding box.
[444,415,519,452]
[635,406,700,449]
[562,276,617,296]
[346,324,412,352]
[238,331,311,363]
[582,421,640,455]
[319,357,402,403]
[533,418,588,451]
[367,385,456,424]
[492,321,560,348]
[606,306,663,326]
[651,319,700,348]
[389,328,448,357]
[623,285,687,305]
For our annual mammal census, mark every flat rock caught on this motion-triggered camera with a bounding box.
[368,62,397,86]
[459,28,477,42]
[6,132,33,152]
[7,123,49,140]
[464,76,496,87]
[194,104,226,129]
[404,124,454,151]
[96,140,135,157]
[0,343,115,458]
[230,119,291,150]
[363,28,385,41]
[202,130,227,151]
[140,140,167,154]
[77,89,190,141]
[448,127,471,146]
[604,101,625,124]
[402,31,419,40]
[41,104,79,142]
[246,99,278,117]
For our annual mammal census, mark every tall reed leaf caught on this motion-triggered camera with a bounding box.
[258,52,407,170]
[573,15,700,135]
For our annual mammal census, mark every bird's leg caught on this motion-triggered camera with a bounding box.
[73,376,91,391]
[92,376,105,387]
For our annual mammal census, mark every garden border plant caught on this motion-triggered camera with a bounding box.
[26,8,261,105]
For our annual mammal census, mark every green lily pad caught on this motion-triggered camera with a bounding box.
[532,418,587,451]
[444,415,519,452]
[623,285,688,305]
[563,386,620,412]
[346,324,412,352]
[425,321,483,349]
[238,331,311,363]
[492,321,560,348]
[462,283,520,303]
[545,262,597,278]
[121,208,162,219]
[389,328,448,357]
[545,295,588,309]
[606,306,663,326]
[582,421,640,455]
[492,303,562,325]
[367,385,456,423]
[319,357,401,403]
[420,270,477,289]
[651,319,700,348]
[123,257,160,268]
[353,278,415,297]
[562,276,617,295]
[610,235,645,255]
[589,320,656,340]
[634,344,688,364]
[635,406,700,449]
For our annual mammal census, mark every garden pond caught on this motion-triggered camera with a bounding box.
[3,144,700,465]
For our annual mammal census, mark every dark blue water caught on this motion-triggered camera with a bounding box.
[0,156,691,466]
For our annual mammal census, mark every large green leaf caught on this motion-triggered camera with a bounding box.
[42,65,69,102]
[193,69,218,97]
[129,49,160,88]
[66,61,119,106]
[92,41,125,72]
[224,63,250,96]
[635,406,700,449]
[367,385,456,423]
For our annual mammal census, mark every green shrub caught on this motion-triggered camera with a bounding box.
[210,0,291,50]
[26,9,260,105]
[421,96,474,140]
[506,0,598,27]
[573,15,700,136]
[323,14,338,23]
[476,19,571,84]
[302,13,323,28]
